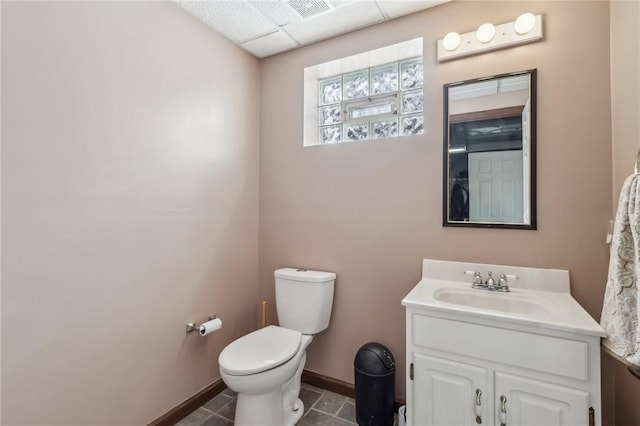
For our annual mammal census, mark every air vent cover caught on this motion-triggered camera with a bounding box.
[288,0,334,19]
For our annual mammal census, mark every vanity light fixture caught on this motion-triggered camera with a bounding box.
[437,13,543,62]
[514,12,536,35]
[442,32,461,51]
[476,23,496,43]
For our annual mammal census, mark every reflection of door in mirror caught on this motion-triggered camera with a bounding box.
[444,69,536,229]
[449,109,524,223]
[468,150,523,222]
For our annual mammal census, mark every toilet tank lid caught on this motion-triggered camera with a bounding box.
[274,268,336,282]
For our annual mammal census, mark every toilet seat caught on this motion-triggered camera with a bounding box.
[219,325,302,376]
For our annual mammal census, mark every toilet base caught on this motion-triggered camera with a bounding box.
[285,398,304,426]
[235,390,282,426]
[234,393,303,426]
[221,334,313,426]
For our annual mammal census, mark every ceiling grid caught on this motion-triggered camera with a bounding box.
[176,0,448,58]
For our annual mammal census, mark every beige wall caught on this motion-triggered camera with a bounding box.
[3,0,634,425]
[609,1,640,424]
[1,2,259,425]
[259,0,612,406]
[611,0,640,209]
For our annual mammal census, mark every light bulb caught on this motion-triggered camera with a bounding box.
[514,13,536,35]
[442,32,461,51]
[476,23,496,43]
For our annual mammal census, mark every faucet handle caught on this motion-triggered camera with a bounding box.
[497,274,512,292]
[465,270,484,286]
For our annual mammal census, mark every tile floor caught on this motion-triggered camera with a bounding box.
[175,383,358,426]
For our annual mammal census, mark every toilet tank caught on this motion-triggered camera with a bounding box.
[275,268,336,334]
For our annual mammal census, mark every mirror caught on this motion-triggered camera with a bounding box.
[443,70,536,229]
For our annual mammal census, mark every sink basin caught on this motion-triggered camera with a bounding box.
[433,287,549,316]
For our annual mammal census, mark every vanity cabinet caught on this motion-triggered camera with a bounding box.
[412,353,488,425]
[406,312,601,426]
[494,372,589,425]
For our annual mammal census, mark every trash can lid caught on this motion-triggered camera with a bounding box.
[354,342,395,375]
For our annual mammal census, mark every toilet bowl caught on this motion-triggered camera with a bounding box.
[219,326,313,426]
[218,268,336,426]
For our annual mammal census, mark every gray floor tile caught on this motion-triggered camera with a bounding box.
[189,384,363,426]
[200,413,233,426]
[222,388,236,397]
[300,387,322,415]
[312,392,347,416]
[202,394,233,413]
[176,408,213,426]
[216,398,236,421]
[301,382,325,393]
[336,401,356,424]
[299,409,355,426]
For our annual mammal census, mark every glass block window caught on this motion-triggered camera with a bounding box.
[343,70,369,100]
[400,58,424,90]
[371,63,398,95]
[316,56,424,144]
[371,118,398,139]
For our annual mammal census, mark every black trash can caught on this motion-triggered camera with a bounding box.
[354,342,395,426]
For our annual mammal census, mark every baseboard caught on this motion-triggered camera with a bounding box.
[148,379,226,426]
[302,369,406,412]
[302,369,356,398]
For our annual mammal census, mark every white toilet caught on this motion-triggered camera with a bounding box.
[218,268,336,426]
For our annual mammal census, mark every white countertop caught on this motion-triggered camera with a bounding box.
[402,260,606,338]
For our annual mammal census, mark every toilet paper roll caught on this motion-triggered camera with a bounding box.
[199,318,222,336]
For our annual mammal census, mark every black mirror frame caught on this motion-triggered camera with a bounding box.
[442,69,537,230]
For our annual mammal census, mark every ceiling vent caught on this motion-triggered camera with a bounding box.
[287,0,334,19]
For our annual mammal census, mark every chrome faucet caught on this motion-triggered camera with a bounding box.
[486,271,496,290]
[465,270,515,292]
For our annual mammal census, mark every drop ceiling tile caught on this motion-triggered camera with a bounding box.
[283,1,384,45]
[249,0,303,27]
[175,0,449,58]
[177,0,278,43]
[376,0,448,19]
[241,30,300,58]
[329,0,354,8]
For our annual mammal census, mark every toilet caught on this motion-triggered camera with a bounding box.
[218,268,336,426]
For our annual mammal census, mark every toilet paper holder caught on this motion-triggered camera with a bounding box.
[186,315,217,333]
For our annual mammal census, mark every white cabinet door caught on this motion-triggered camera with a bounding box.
[413,353,489,426]
[495,372,589,426]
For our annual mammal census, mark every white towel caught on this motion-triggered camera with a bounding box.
[601,174,640,366]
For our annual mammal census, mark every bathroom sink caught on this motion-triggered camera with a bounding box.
[433,287,549,316]
[401,259,607,337]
